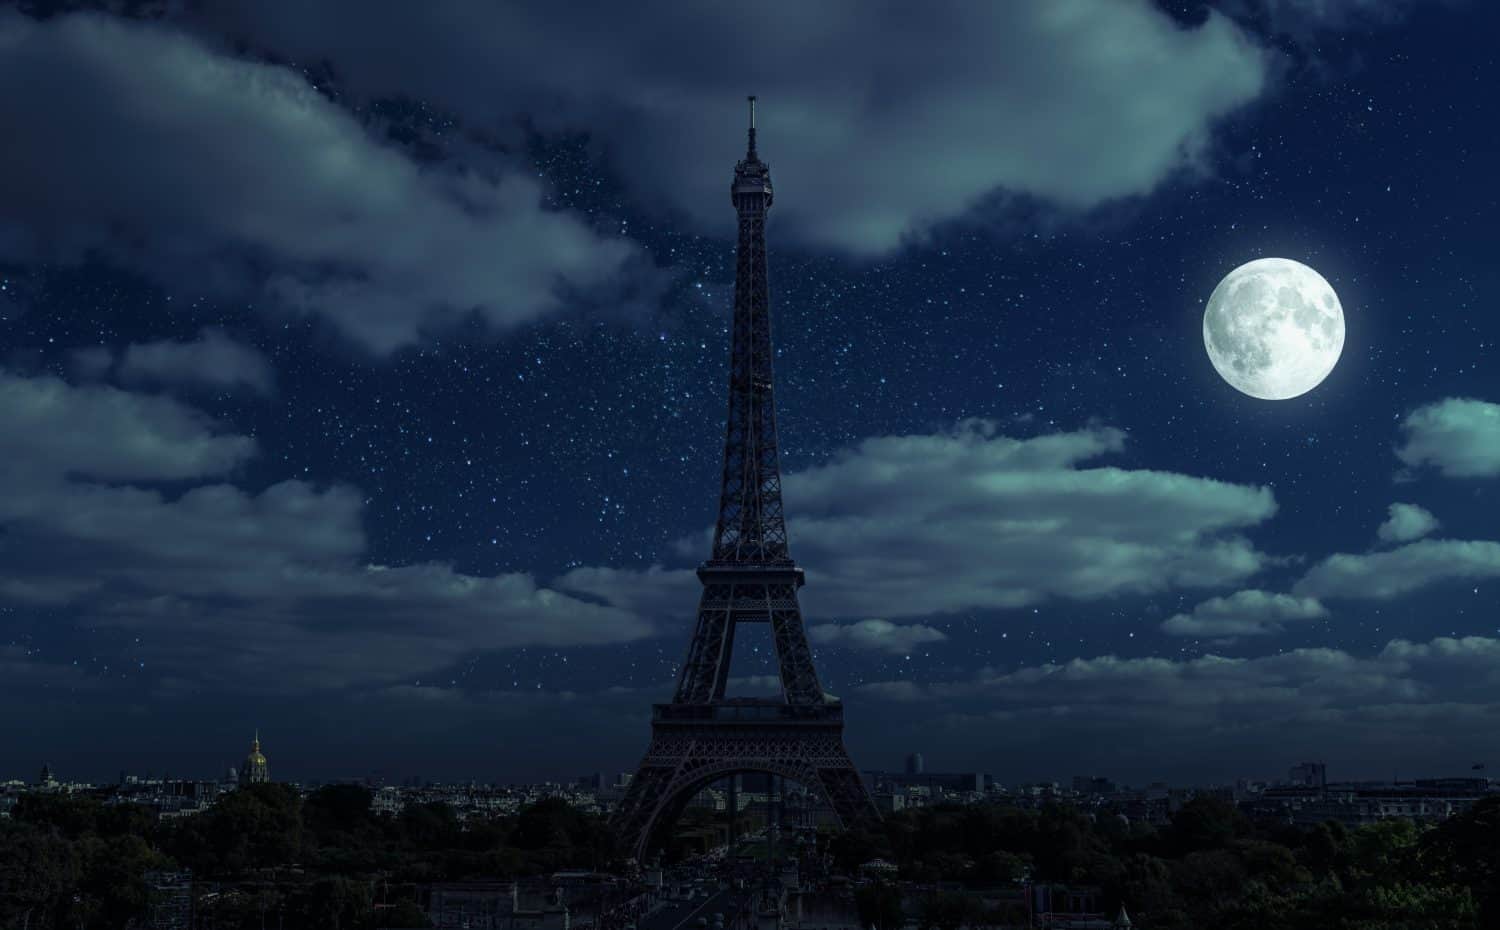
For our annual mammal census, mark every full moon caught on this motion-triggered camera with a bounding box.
[1203,257,1345,400]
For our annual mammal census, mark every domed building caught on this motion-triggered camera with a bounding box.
[239,731,270,786]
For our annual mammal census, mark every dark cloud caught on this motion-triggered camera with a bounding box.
[1396,397,1500,479]
[0,370,254,482]
[0,10,648,353]
[195,0,1268,254]
[69,329,275,395]
[854,635,1500,780]
[552,564,697,620]
[0,370,655,693]
[0,646,108,699]
[116,329,276,395]
[1160,589,1328,638]
[1228,0,1437,33]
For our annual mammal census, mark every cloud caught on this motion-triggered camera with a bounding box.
[809,619,947,655]
[725,675,783,695]
[0,10,647,353]
[1377,502,1440,544]
[0,369,655,693]
[788,422,1277,618]
[0,646,109,700]
[196,0,1268,254]
[1160,589,1327,638]
[1396,398,1500,479]
[70,329,276,395]
[587,422,1277,622]
[852,635,1500,777]
[552,564,698,620]
[1230,0,1432,32]
[1296,538,1500,600]
[0,370,254,483]
[116,329,276,395]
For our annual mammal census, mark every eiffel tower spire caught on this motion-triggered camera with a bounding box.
[611,99,879,861]
[710,93,786,566]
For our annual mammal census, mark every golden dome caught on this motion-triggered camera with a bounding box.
[240,730,270,784]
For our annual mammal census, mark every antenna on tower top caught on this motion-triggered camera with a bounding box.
[746,95,758,157]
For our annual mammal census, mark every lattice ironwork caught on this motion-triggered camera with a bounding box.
[614,719,878,860]
[613,99,879,862]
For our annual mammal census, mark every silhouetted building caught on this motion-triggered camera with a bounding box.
[1072,775,1117,795]
[905,752,925,775]
[1289,761,1327,789]
[868,770,987,794]
[1250,776,1491,826]
[609,97,879,860]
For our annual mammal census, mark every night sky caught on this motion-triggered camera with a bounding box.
[1,0,1497,787]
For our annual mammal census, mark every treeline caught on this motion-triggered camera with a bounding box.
[833,795,1500,929]
[0,785,618,929]
[6,786,1500,929]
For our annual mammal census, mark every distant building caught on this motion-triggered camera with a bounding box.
[143,870,193,930]
[874,792,905,813]
[1289,761,1327,790]
[37,763,58,790]
[868,769,987,794]
[905,752,925,775]
[1031,884,1114,928]
[426,881,572,930]
[1072,776,1117,796]
[239,732,270,786]
[1250,777,1491,827]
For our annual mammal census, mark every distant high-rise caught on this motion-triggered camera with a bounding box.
[905,752,925,775]
[239,731,270,786]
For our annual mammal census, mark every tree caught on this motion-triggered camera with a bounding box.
[398,801,460,851]
[378,898,434,928]
[855,882,905,930]
[288,877,373,930]
[917,891,972,930]
[1166,797,1247,855]
[971,850,1029,886]
[169,782,303,876]
[305,784,376,837]
[1422,796,1500,924]
[0,822,77,930]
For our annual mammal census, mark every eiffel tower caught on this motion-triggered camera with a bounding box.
[612,98,880,861]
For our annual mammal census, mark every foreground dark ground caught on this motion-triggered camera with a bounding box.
[3,784,1500,928]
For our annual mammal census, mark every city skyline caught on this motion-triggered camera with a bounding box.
[2,1,1499,788]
